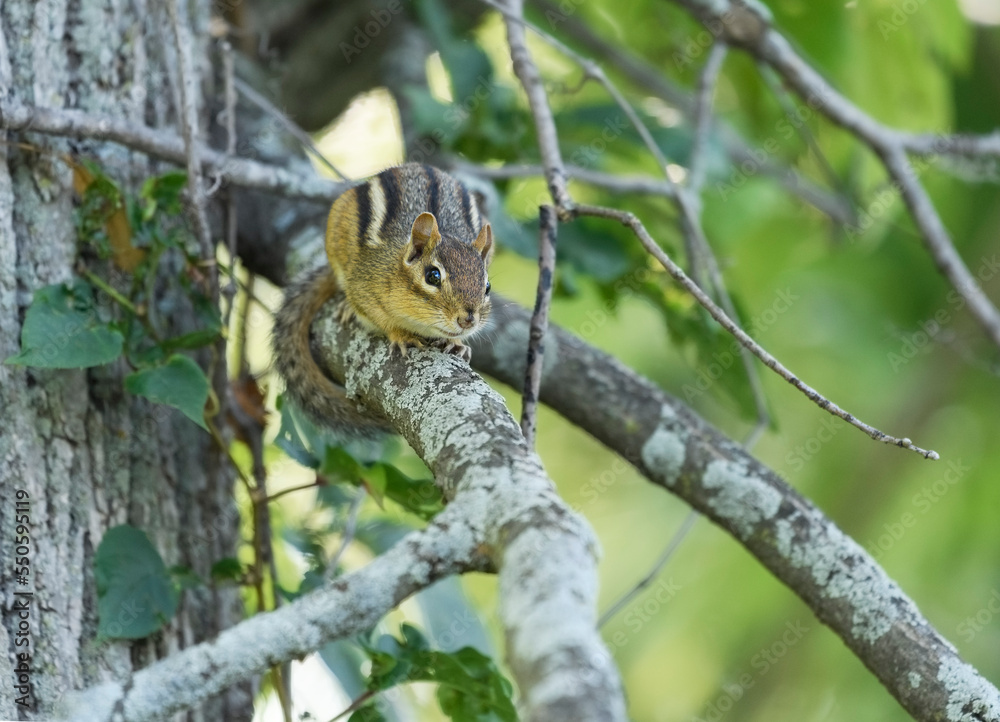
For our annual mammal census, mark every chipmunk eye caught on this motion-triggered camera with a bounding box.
[485,281,491,296]
[424,266,442,287]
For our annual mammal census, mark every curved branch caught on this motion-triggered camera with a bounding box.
[64,511,488,721]
[65,304,627,722]
[470,298,1000,722]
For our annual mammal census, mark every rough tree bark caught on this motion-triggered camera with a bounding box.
[0,1,249,719]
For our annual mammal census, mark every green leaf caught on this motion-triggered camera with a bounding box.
[168,565,203,590]
[159,327,222,354]
[555,103,691,167]
[374,463,443,521]
[348,705,388,722]
[432,646,516,722]
[94,525,179,639]
[357,624,516,722]
[74,162,124,256]
[274,397,321,469]
[416,0,492,100]
[5,280,124,368]
[322,447,364,484]
[488,204,534,260]
[296,569,327,597]
[140,170,187,217]
[401,86,465,145]
[210,557,244,583]
[442,42,493,106]
[316,482,353,509]
[554,218,634,282]
[364,464,389,508]
[281,525,327,561]
[125,354,209,430]
[353,519,412,555]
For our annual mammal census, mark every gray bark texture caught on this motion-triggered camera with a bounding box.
[0,0,250,719]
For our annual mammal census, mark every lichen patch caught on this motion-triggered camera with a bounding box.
[702,459,781,539]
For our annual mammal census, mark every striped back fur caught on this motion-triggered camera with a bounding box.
[352,164,483,249]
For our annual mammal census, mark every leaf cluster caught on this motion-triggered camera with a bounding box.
[5,163,219,429]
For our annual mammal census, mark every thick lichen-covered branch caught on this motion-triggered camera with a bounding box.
[470,299,1000,722]
[309,304,626,722]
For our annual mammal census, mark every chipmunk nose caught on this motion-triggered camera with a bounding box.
[457,309,476,329]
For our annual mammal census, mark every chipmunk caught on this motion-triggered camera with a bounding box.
[272,164,494,438]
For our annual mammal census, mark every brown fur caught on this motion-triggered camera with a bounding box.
[272,164,493,437]
[271,266,392,438]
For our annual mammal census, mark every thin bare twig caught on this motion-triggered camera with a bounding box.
[576,202,938,458]
[450,159,677,198]
[598,509,698,627]
[687,42,728,195]
[501,0,573,212]
[265,479,323,504]
[758,66,844,200]
[166,0,214,281]
[190,39,283,710]
[512,0,775,443]
[682,42,771,441]
[329,690,378,722]
[521,205,558,447]
[499,5,773,448]
[680,42,727,290]
[233,77,346,180]
[220,40,240,334]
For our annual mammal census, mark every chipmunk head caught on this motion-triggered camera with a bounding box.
[399,212,494,341]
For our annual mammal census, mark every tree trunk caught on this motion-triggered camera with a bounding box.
[0,1,250,718]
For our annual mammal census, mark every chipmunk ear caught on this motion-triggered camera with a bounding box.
[473,223,494,265]
[407,212,441,263]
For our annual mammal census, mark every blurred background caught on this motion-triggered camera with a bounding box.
[229,0,1000,719]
